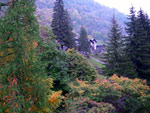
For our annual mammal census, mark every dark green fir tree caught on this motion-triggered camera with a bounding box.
[134,9,150,80]
[102,16,123,76]
[78,27,90,54]
[125,6,137,63]
[51,0,75,49]
[103,15,136,77]
[125,7,150,80]
[120,35,137,78]
[0,0,61,112]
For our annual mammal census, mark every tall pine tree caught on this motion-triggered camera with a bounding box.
[78,27,90,54]
[120,35,137,78]
[125,6,137,63]
[123,6,138,78]
[103,15,136,77]
[125,7,150,80]
[0,0,61,112]
[102,16,123,76]
[135,9,150,80]
[51,0,75,49]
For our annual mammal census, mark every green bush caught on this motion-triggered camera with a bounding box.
[66,49,98,81]
[39,27,70,94]
[64,75,150,113]
[64,97,115,113]
[39,28,98,95]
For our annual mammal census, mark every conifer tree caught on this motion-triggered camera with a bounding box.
[125,6,137,63]
[0,0,61,112]
[122,6,138,78]
[120,36,137,78]
[78,27,90,54]
[134,9,150,80]
[125,7,150,80]
[103,16,122,76]
[102,16,136,77]
[51,0,75,49]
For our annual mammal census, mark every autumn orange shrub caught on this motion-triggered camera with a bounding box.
[65,75,150,113]
[109,74,150,96]
[65,97,115,113]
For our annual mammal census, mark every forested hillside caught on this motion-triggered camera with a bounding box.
[36,0,127,43]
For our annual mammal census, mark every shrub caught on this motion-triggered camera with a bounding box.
[65,97,115,113]
[39,27,70,94]
[39,30,98,94]
[66,49,98,81]
[65,74,150,113]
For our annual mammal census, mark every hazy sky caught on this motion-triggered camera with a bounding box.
[94,0,150,16]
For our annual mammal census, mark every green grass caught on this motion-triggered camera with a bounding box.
[88,58,106,79]
[88,58,104,69]
[90,54,103,61]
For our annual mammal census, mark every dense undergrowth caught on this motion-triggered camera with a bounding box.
[61,74,150,113]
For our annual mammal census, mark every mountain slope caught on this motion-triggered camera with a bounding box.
[36,0,127,43]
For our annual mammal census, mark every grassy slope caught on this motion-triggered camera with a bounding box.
[88,58,104,69]
[88,56,105,78]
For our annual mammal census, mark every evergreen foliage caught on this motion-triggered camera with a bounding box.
[125,6,137,63]
[103,16,136,77]
[36,0,127,43]
[134,9,150,80]
[39,28,97,94]
[125,7,150,80]
[78,27,90,54]
[39,27,70,94]
[120,37,137,78]
[0,0,150,112]
[66,49,97,81]
[51,0,75,49]
[103,16,123,76]
[0,1,61,112]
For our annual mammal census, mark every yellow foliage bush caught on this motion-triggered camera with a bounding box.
[109,74,150,96]
[67,75,150,113]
